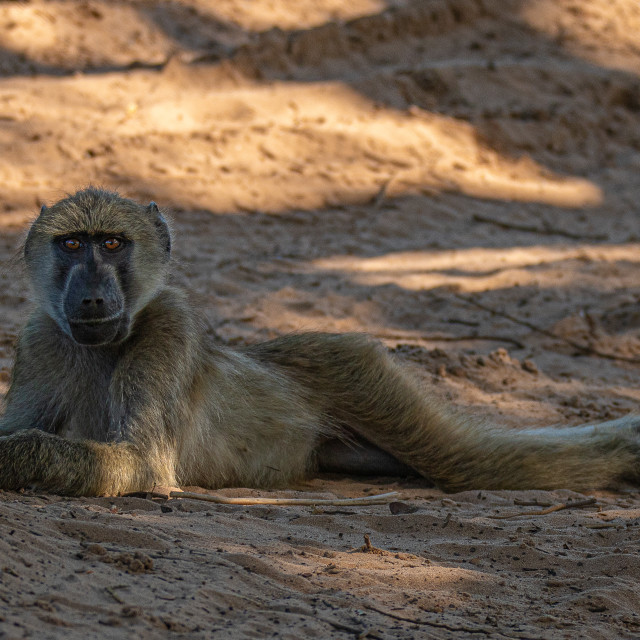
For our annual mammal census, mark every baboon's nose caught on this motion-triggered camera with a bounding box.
[82,297,104,306]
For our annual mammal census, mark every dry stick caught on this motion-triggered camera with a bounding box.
[105,586,125,604]
[451,292,640,363]
[371,175,395,209]
[472,213,608,242]
[169,490,398,506]
[379,331,525,349]
[489,497,597,519]
[513,498,553,507]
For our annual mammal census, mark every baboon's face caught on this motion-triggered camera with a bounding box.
[54,233,131,345]
[24,189,171,347]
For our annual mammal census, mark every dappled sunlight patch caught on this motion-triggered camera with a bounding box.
[0,2,171,71]
[0,0,394,72]
[442,165,601,208]
[311,243,640,293]
[0,73,604,214]
[520,0,640,74]
[206,0,391,31]
[104,79,605,211]
[587,507,640,523]
[218,529,499,596]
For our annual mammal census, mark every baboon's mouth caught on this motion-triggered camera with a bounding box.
[67,313,128,346]
[68,311,124,326]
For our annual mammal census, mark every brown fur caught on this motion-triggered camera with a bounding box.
[0,187,638,495]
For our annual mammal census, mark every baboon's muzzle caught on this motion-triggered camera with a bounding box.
[63,264,127,345]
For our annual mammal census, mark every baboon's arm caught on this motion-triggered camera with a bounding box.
[0,430,157,495]
[0,296,196,494]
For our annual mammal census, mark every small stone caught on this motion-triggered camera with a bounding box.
[389,501,419,515]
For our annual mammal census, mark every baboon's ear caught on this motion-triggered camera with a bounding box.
[147,201,171,256]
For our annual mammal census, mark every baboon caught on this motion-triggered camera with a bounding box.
[0,187,638,496]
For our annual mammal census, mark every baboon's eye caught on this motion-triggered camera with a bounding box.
[103,238,121,251]
[62,238,82,251]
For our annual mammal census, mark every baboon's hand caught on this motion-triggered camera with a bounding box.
[0,430,46,490]
[0,429,162,496]
[0,430,104,495]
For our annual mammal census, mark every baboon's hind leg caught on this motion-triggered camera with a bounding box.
[248,333,640,491]
[316,437,420,477]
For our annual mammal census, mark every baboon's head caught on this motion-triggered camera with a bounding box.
[24,188,172,346]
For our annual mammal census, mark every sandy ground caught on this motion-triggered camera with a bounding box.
[0,0,639,637]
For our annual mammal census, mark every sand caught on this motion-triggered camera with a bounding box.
[0,0,639,637]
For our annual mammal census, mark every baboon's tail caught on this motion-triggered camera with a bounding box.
[248,333,640,491]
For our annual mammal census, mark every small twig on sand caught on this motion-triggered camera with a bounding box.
[513,499,553,507]
[169,490,398,506]
[105,585,126,604]
[473,213,608,241]
[380,331,525,349]
[371,175,396,209]
[452,293,640,363]
[355,533,387,555]
[489,497,597,519]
